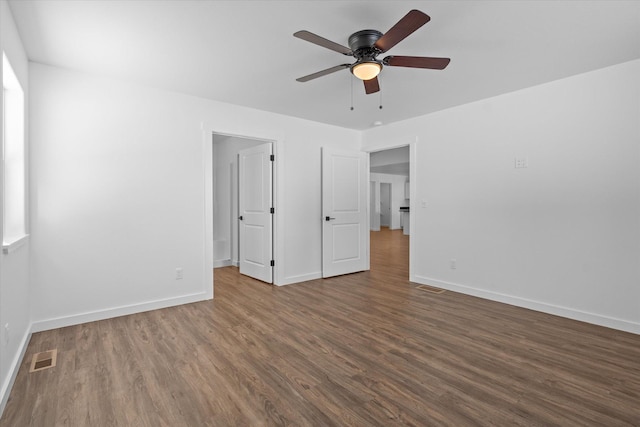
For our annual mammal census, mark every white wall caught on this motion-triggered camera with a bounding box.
[29,62,360,330]
[363,60,640,334]
[270,124,361,285]
[0,0,31,412]
[29,64,210,329]
[370,172,409,230]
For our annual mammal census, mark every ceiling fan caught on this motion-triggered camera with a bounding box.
[294,9,450,95]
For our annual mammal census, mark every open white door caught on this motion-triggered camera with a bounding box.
[239,143,273,283]
[322,147,369,278]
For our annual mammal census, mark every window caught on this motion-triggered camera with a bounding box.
[2,52,27,252]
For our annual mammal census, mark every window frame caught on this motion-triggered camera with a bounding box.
[2,51,28,254]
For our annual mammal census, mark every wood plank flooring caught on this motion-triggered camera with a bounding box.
[2,228,639,426]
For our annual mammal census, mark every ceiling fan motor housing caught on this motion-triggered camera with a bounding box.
[349,29,384,77]
[349,29,383,59]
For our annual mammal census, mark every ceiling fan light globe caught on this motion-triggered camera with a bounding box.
[351,62,381,80]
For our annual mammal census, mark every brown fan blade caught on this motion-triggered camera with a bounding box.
[363,77,380,94]
[384,56,450,70]
[374,10,430,53]
[294,30,353,55]
[296,64,350,82]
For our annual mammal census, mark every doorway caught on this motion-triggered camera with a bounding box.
[369,145,411,279]
[211,133,274,284]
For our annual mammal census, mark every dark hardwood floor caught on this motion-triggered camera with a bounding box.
[2,228,639,426]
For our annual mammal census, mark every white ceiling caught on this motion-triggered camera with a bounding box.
[370,146,409,175]
[8,0,640,130]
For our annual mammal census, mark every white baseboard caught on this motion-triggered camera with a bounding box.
[0,327,32,416]
[31,291,210,333]
[276,272,322,286]
[412,275,640,335]
[213,259,232,268]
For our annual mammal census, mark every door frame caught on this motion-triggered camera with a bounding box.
[202,122,284,295]
[366,141,416,281]
[370,181,380,231]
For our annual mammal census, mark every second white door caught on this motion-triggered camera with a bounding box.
[322,147,369,278]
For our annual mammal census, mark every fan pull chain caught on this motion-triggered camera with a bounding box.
[379,89,383,109]
[350,76,354,111]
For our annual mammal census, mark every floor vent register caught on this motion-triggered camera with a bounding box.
[29,349,58,373]
[416,285,446,294]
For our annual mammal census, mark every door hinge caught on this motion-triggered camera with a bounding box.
[270,154,275,161]
[270,207,275,214]
[270,260,275,267]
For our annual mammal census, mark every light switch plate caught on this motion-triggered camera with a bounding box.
[514,157,528,168]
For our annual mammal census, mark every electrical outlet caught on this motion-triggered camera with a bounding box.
[175,268,183,280]
[4,323,9,345]
[450,259,457,270]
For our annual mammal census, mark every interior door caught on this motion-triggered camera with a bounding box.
[380,182,391,227]
[322,147,369,278]
[238,142,273,283]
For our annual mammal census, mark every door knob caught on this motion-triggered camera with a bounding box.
[325,216,336,221]
[238,215,243,220]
